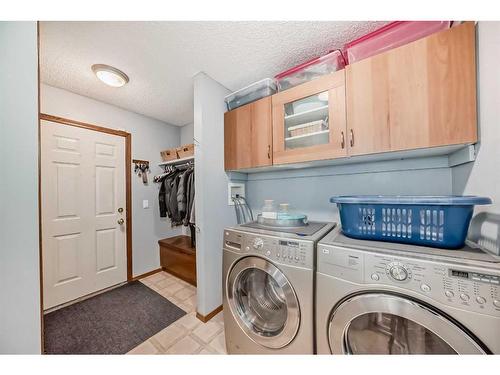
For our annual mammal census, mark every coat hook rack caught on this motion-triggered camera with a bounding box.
[133,159,150,184]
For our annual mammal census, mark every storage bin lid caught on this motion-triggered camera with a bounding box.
[344,21,450,49]
[344,22,405,49]
[274,49,345,79]
[329,195,492,205]
[224,78,276,102]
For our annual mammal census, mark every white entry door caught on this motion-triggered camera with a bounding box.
[41,119,127,309]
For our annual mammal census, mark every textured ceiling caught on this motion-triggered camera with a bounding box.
[40,21,387,126]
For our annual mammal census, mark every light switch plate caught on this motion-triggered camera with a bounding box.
[143,200,149,209]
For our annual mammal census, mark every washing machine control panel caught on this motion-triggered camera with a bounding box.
[386,261,412,282]
[252,237,264,250]
[224,230,314,268]
[316,244,500,317]
[364,253,500,317]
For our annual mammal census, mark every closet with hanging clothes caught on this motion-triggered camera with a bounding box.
[155,153,196,286]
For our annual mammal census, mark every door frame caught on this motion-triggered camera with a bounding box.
[38,113,133,351]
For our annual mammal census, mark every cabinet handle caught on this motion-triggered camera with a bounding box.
[350,129,354,147]
[340,131,345,149]
[267,145,271,159]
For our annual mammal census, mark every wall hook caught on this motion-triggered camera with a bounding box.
[133,159,150,184]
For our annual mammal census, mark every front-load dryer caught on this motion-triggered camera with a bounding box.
[223,221,335,354]
[316,227,500,354]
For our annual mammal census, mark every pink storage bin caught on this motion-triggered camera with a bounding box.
[345,21,451,64]
[275,50,346,91]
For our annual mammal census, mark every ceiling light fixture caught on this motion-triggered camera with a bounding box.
[91,64,129,87]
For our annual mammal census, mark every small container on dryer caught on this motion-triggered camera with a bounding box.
[261,200,277,220]
[258,201,309,227]
[278,203,290,215]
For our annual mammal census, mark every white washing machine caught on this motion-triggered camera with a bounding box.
[316,228,500,354]
[223,221,335,354]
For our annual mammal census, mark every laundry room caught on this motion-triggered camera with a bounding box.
[1,1,500,372]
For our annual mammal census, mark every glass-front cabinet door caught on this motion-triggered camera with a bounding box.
[272,70,347,165]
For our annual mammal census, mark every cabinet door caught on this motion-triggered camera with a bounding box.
[272,70,347,165]
[224,97,272,171]
[250,96,273,168]
[346,22,477,156]
[345,54,391,156]
[388,21,477,151]
[224,103,252,170]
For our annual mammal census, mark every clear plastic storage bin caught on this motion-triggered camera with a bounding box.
[330,195,492,249]
[224,78,277,111]
[345,21,451,64]
[275,50,346,91]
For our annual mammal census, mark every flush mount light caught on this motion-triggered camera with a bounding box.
[91,64,129,87]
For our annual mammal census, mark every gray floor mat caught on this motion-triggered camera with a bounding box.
[44,281,186,354]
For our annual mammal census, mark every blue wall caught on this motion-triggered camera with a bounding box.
[194,73,235,315]
[0,21,41,354]
[451,22,500,255]
[245,156,453,222]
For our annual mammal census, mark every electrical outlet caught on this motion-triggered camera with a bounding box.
[228,182,245,205]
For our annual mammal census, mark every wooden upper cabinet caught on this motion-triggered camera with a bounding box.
[224,96,272,171]
[224,23,477,171]
[272,70,347,165]
[346,22,477,156]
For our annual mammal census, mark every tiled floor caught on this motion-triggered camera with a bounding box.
[127,271,226,355]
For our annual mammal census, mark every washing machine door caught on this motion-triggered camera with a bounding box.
[227,256,300,349]
[328,293,487,354]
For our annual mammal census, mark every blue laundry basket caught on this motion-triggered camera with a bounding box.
[330,196,492,249]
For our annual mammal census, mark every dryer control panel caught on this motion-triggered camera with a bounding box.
[224,230,314,269]
[317,244,500,318]
[364,252,500,317]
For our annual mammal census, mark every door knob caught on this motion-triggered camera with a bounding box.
[117,219,124,225]
[118,207,124,213]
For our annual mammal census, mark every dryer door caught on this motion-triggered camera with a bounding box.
[328,293,487,354]
[227,256,300,349]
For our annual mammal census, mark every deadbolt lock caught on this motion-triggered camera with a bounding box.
[118,207,124,213]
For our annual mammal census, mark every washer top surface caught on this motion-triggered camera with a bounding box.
[236,221,336,242]
[319,227,500,268]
